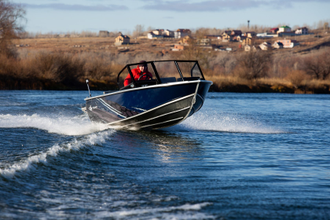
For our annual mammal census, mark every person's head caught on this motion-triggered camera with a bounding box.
[138,60,147,72]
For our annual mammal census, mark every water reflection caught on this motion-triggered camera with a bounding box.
[112,129,203,163]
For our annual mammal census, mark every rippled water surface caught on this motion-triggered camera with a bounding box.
[0,90,329,219]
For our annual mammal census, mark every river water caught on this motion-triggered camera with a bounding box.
[0,90,329,219]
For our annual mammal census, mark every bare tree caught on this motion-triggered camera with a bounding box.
[132,24,144,38]
[304,48,330,80]
[178,38,211,69]
[0,0,25,57]
[234,51,272,80]
[304,56,323,79]
[324,22,329,32]
[209,53,237,76]
[195,28,209,39]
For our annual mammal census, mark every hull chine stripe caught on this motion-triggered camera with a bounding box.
[107,93,195,126]
[118,106,191,128]
[139,117,184,129]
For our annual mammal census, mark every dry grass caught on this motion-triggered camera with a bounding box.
[207,75,293,89]
[206,73,329,93]
[207,75,251,86]
[1,34,330,92]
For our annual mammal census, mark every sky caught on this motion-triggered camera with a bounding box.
[10,0,330,34]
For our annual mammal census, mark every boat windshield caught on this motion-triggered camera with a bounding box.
[117,60,205,89]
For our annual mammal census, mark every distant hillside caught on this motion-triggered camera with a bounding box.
[296,37,330,53]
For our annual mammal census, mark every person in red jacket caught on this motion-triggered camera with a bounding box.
[124,61,153,86]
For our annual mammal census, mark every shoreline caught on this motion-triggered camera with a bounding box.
[210,83,330,94]
[1,78,329,94]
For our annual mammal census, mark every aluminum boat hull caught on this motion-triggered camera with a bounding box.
[85,80,212,130]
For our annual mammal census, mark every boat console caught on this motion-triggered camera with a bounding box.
[116,60,206,90]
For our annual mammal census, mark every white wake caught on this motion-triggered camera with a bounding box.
[0,114,108,136]
[177,111,284,134]
[0,130,113,178]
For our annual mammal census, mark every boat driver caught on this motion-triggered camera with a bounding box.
[124,60,153,86]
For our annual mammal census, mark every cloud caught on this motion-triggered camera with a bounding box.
[142,0,328,12]
[22,3,128,11]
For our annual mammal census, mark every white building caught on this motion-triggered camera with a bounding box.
[174,29,191,39]
[259,42,272,50]
[163,29,174,37]
[295,27,308,35]
[147,32,164,39]
[256,32,278,38]
[278,26,291,33]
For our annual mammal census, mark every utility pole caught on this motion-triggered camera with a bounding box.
[247,20,250,30]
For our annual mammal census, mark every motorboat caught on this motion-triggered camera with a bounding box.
[84,60,212,130]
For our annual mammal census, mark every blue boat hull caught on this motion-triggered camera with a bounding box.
[85,80,212,130]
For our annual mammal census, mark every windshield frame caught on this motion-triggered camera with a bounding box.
[116,60,205,89]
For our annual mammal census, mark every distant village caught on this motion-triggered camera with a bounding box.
[108,25,311,52]
[17,24,328,54]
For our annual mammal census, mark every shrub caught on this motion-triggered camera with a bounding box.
[285,70,310,87]
[234,51,272,80]
[303,47,330,80]
[32,52,85,84]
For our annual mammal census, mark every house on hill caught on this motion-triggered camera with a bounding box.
[295,27,308,35]
[277,26,296,37]
[231,30,242,36]
[174,29,191,38]
[259,42,272,50]
[172,44,185,51]
[275,39,299,48]
[237,35,247,42]
[244,32,257,38]
[234,35,245,42]
[147,29,174,39]
[231,30,242,41]
[163,29,174,37]
[152,29,164,35]
[222,31,232,41]
[222,30,242,42]
[147,32,164,39]
[257,32,278,38]
[273,41,284,49]
[270,28,279,34]
[238,31,256,42]
[278,26,291,33]
[114,33,130,46]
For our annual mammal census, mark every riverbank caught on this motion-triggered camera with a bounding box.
[210,83,330,94]
[210,81,330,94]
[1,74,329,94]
[0,75,117,91]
